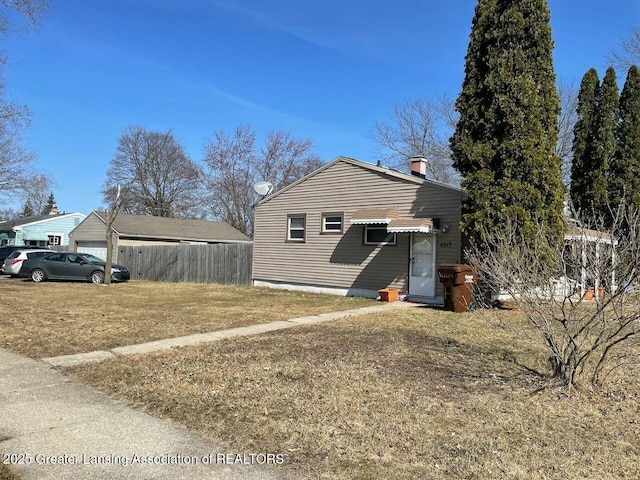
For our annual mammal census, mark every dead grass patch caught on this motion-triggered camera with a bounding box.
[0,463,21,480]
[0,280,372,358]
[65,307,640,479]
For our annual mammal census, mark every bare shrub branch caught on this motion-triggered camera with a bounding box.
[467,201,640,387]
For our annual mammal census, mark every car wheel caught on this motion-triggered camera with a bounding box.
[31,269,46,283]
[90,270,105,284]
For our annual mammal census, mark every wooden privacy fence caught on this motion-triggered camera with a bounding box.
[118,244,253,285]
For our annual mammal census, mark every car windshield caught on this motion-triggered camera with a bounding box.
[6,251,21,259]
[79,254,105,265]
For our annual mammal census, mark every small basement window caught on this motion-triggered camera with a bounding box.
[322,213,343,234]
[364,226,396,245]
[287,214,306,242]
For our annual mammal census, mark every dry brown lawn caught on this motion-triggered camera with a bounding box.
[0,279,373,358]
[64,307,640,480]
[0,463,21,480]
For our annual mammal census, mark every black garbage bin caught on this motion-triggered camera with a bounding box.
[437,264,477,312]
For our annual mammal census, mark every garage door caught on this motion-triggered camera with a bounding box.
[76,242,108,261]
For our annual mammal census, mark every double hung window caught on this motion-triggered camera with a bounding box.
[287,215,306,242]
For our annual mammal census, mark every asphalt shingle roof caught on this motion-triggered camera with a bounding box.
[0,213,79,230]
[93,212,251,243]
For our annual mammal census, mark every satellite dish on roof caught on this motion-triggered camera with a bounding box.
[253,181,273,196]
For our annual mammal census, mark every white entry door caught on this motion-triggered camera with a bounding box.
[409,233,436,297]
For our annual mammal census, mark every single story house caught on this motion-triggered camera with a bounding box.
[70,211,252,261]
[252,156,465,304]
[0,211,85,247]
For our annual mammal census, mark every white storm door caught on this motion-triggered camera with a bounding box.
[409,233,436,297]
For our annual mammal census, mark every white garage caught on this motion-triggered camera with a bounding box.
[76,242,108,261]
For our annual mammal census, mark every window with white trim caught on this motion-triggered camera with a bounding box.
[321,213,343,234]
[287,215,306,242]
[48,235,62,246]
[364,225,396,245]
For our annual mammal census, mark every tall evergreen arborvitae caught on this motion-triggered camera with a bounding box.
[610,65,640,210]
[450,0,565,249]
[570,69,600,213]
[584,67,618,220]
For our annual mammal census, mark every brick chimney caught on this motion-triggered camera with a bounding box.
[49,203,59,215]
[410,156,428,179]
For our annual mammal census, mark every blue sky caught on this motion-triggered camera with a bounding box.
[4,0,639,215]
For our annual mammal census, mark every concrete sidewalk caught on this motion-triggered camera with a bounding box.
[43,301,416,368]
[1,301,418,479]
[0,348,291,480]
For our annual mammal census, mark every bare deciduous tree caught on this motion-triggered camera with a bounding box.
[0,206,16,220]
[18,172,54,213]
[0,1,50,205]
[0,110,34,204]
[467,202,640,387]
[202,125,323,236]
[102,126,202,218]
[0,0,49,38]
[372,86,577,187]
[609,26,640,71]
[103,182,138,285]
[371,96,459,184]
[557,78,579,185]
[260,130,324,193]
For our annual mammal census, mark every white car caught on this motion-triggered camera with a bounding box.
[1,249,54,276]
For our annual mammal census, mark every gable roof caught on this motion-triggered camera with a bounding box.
[91,212,251,243]
[256,156,462,207]
[0,212,85,231]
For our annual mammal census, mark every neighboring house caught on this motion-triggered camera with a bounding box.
[0,211,86,248]
[69,212,252,261]
[252,156,465,304]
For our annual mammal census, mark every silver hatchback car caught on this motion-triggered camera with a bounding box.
[1,249,54,276]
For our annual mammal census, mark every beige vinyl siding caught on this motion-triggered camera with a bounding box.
[69,213,118,261]
[69,213,110,241]
[253,159,464,296]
